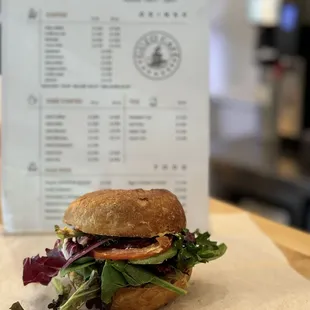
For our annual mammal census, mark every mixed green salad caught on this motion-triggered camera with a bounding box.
[12,226,227,310]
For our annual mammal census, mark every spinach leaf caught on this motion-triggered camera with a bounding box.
[101,261,127,304]
[116,262,154,286]
[198,243,227,261]
[112,261,187,295]
[60,257,96,277]
[79,266,95,280]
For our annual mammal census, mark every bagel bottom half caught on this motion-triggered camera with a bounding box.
[111,270,192,310]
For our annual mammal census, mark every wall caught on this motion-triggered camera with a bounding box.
[209,0,262,140]
[210,0,259,104]
[210,99,261,141]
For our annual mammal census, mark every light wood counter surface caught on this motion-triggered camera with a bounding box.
[211,199,310,280]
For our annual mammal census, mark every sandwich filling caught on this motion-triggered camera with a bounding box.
[21,226,227,310]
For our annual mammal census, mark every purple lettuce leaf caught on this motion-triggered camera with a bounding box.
[23,247,66,286]
[62,239,82,260]
[62,238,113,270]
[23,237,113,286]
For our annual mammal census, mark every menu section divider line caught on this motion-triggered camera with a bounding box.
[38,9,44,228]
[41,106,187,111]
[39,21,187,26]
[123,94,127,163]
[39,9,43,86]
[41,174,185,177]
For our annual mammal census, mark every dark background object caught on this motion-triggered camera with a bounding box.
[275,0,310,146]
[210,136,310,232]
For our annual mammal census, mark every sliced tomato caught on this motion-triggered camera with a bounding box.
[90,236,172,261]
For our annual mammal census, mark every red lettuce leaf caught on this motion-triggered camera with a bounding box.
[23,247,66,286]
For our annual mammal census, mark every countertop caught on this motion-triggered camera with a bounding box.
[211,199,310,280]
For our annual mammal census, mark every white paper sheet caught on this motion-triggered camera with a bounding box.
[1,0,209,233]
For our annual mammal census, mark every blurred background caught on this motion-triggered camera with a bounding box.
[210,0,310,232]
[1,0,310,232]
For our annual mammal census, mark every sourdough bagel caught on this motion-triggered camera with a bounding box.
[63,189,186,237]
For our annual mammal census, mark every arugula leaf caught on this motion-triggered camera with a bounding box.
[101,261,128,304]
[111,261,187,296]
[176,248,197,270]
[10,302,24,310]
[195,231,211,245]
[60,271,100,310]
[174,230,227,271]
[60,257,96,277]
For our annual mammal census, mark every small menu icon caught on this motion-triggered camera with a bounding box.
[28,8,38,20]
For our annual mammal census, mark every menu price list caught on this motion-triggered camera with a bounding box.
[42,176,188,225]
[42,22,122,87]
[43,112,124,165]
[41,97,189,169]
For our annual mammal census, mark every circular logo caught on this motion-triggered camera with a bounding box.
[134,31,182,80]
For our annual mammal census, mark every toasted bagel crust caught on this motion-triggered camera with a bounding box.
[111,271,191,310]
[63,189,186,237]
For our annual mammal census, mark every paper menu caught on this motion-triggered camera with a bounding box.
[1,0,209,233]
